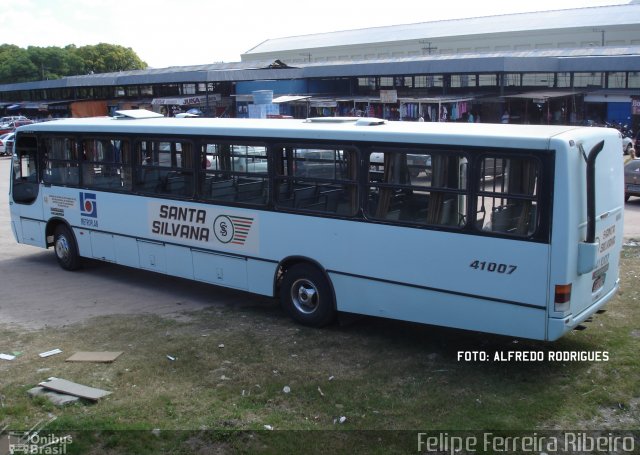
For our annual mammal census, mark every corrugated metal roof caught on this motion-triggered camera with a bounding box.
[243,4,640,55]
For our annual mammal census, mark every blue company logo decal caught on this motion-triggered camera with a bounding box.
[80,192,97,218]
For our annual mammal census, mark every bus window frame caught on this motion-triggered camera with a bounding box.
[41,134,81,188]
[198,139,269,207]
[27,130,554,244]
[132,136,196,199]
[471,150,553,242]
[78,135,132,192]
[272,141,360,217]
[365,145,470,229]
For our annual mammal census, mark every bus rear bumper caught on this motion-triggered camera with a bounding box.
[547,279,620,341]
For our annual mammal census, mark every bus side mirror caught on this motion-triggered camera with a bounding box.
[578,241,598,275]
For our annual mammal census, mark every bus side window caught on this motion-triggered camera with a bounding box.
[274,145,358,215]
[476,156,539,237]
[42,136,80,186]
[367,150,467,227]
[81,138,131,190]
[199,142,268,205]
[134,140,194,197]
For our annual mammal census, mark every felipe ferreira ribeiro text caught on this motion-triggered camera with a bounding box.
[457,350,609,362]
[417,432,635,454]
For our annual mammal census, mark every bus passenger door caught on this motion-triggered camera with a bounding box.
[10,133,46,247]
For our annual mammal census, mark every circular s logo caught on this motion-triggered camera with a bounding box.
[213,215,234,243]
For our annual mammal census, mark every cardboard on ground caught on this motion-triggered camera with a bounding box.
[65,351,123,363]
[39,378,111,401]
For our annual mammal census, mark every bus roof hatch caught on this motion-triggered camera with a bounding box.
[113,109,165,120]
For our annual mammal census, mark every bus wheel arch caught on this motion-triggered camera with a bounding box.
[47,220,81,271]
[276,257,337,327]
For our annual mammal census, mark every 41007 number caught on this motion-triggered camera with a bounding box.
[469,260,517,275]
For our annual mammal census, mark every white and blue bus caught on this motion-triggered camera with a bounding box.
[9,111,624,340]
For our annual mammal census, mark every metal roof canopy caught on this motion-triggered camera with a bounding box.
[503,90,581,100]
[1,47,639,93]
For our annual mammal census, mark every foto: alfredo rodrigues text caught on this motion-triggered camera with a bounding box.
[457,350,609,362]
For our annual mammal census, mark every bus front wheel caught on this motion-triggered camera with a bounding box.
[280,263,335,327]
[54,225,81,271]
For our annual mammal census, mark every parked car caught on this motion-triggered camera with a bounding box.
[624,159,640,202]
[0,132,14,156]
[0,115,27,126]
[0,119,33,135]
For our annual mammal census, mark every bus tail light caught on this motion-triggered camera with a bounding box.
[554,284,572,312]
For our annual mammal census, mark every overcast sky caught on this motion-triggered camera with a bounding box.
[0,0,629,68]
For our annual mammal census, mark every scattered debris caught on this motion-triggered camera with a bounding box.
[218,344,225,348]
[27,386,79,407]
[328,375,335,381]
[66,351,123,363]
[0,354,15,361]
[39,349,62,358]
[339,416,347,424]
[151,429,161,437]
[263,425,273,430]
[283,386,291,394]
[39,378,112,401]
[166,355,176,361]
[317,387,324,397]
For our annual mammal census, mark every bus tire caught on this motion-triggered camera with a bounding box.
[280,263,335,327]
[53,225,81,271]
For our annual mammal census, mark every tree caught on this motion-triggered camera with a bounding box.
[74,43,147,74]
[0,43,147,84]
[0,45,38,83]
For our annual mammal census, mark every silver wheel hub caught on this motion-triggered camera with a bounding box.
[291,279,319,314]
[55,236,70,261]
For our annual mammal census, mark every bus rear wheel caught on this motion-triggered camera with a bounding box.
[54,225,81,271]
[280,263,335,327]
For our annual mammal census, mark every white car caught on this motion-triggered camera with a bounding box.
[623,136,634,155]
[0,132,14,156]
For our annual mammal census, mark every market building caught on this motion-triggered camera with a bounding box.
[1,3,639,129]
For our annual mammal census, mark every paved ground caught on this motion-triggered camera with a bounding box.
[0,156,638,331]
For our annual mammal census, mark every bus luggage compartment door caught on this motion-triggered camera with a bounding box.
[192,250,248,290]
